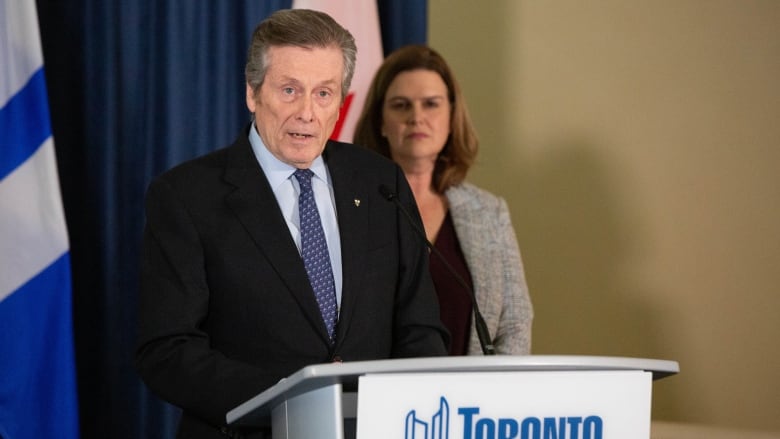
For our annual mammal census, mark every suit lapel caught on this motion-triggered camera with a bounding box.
[221,137,331,343]
[323,142,370,344]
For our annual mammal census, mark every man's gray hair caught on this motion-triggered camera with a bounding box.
[245,9,357,102]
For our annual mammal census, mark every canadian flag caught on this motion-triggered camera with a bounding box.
[292,0,384,142]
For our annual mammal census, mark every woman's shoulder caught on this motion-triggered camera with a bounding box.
[446,181,507,211]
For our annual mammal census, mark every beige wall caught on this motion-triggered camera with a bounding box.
[429,0,780,433]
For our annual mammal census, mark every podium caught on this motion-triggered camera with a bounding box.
[226,355,679,439]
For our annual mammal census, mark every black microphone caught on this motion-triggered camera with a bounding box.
[379,184,496,355]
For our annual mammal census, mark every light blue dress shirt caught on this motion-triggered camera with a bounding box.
[248,124,343,310]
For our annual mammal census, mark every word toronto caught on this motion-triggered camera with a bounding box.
[458,407,604,439]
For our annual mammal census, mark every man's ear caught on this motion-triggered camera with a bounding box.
[246,83,256,112]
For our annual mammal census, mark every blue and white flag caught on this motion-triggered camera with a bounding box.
[1,1,81,438]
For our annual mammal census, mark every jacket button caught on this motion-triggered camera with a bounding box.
[219,426,237,438]
[332,355,343,363]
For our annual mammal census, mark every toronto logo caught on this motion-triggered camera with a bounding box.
[404,396,605,439]
[405,396,449,439]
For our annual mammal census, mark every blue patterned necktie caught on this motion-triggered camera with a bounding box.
[294,168,338,343]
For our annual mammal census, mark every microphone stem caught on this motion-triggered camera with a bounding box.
[426,233,496,356]
[386,188,496,355]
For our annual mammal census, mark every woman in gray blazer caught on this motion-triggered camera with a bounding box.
[355,45,533,355]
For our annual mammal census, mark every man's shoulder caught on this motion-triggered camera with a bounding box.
[156,135,250,183]
[324,140,396,171]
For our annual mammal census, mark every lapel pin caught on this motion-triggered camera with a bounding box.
[354,199,361,207]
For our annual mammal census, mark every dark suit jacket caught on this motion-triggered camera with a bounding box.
[135,127,448,438]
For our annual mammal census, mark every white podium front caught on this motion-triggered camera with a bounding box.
[226,355,679,439]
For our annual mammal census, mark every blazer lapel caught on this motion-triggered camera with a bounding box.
[221,137,332,343]
[446,187,489,315]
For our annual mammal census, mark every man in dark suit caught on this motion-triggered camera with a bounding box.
[134,8,449,439]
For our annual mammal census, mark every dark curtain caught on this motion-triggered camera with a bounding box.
[34,1,426,438]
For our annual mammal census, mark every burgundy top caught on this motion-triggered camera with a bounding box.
[430,212,474,355]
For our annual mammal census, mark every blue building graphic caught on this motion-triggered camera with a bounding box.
[405,397,450,439]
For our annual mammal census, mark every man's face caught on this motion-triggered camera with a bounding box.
[246,45,344,169]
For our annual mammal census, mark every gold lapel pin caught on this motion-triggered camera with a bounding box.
[354,199,361,207]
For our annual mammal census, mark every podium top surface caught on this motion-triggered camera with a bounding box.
[226,355,679,425]
[284,354,678,381]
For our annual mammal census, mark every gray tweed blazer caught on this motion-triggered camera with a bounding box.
[446,182,533,355]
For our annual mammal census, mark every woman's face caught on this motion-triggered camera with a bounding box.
[381,69,451,166]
